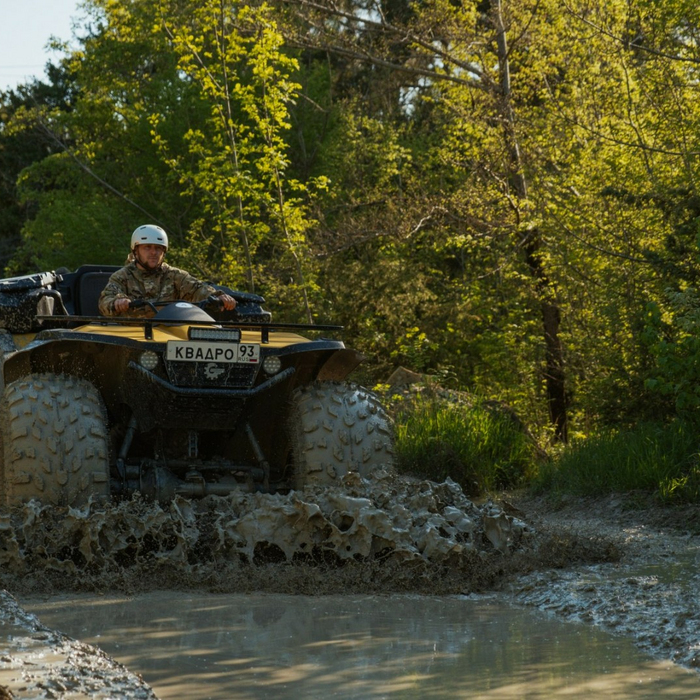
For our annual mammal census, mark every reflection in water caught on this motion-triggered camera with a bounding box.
[22,593,699,699]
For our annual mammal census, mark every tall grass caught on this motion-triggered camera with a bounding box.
[535,420,700,503]
[393,395,537,495]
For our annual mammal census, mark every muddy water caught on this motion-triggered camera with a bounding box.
[22,592,699,699]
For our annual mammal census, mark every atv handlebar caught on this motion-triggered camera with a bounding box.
[128,296,226,312]
[202,295,226,311]
[128,298,157,313]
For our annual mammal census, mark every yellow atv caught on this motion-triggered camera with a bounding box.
[0,266,393,506]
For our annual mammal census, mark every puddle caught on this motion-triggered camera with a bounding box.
[7,480,700,695]
[21,592,700,699]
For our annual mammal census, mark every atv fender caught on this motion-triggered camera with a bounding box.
[316,348,365,381]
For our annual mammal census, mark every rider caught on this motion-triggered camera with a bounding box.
[98,224,236,317]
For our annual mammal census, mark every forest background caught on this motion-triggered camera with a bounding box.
[1,0,700,462]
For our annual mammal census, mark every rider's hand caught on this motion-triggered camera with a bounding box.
[113,298,132,314]
[218,294,237,311]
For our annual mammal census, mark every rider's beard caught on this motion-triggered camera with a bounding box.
[136,251,164,271]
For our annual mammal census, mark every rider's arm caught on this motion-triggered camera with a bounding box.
[98,274,131,316]
[172,270,236,310]
[169,268,219,303]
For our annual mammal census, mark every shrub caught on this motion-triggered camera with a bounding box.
[393,394,538,495]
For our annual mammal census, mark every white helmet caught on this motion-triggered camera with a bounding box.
[131,224,168,251]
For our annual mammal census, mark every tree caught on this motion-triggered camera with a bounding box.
[6,0,700,438]
[155,0,325,319]
[0,64,77,270]
[6,0,324,320]
[275,0,700,437]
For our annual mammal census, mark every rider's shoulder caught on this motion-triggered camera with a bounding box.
[162,263,192,278]
[112,262,136,279]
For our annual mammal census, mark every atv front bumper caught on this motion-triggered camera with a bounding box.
[126,363,295,431]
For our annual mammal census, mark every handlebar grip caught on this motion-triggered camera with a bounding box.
[201,295,224,310]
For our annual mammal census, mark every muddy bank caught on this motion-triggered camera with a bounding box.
[0,589,156,698]
[506,494,700,672]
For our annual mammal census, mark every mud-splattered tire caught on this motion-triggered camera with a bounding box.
[288,381,394,490]
[0,373,110,507]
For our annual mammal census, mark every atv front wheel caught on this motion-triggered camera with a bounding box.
[1,373,110,506]
[288,381,394,490]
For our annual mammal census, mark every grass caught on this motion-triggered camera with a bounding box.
[392,394,538,495]
[534,420,700,504]
[388,383,700,504]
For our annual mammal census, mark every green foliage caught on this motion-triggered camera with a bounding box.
[390,328,436,373]
[643,288,700,417]
[11,153,135,270]
[155,0,324,316]
[3,0,325,320]
[535,421,700,502]
[393,394,538,495]
[658,465,700,505]
[0,64,79,269]
[3,0,700,445]
[2,0,190,273]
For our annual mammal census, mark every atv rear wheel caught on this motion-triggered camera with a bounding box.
[288,381,394,490]
[1,373,110,506]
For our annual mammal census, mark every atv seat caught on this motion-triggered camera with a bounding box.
[78,272,113,315]
[61,265,120,316]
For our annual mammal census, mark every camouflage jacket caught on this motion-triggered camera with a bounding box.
[98,262,219,317]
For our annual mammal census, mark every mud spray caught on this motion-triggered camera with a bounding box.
[0,473,613,697]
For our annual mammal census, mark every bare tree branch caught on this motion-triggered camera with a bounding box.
[282,0,492,83]
[563,1,700,64]
[285,36,482,89]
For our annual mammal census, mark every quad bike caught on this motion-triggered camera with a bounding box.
[0,265,394,506]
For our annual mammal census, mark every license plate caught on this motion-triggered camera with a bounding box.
[166,341,260,364]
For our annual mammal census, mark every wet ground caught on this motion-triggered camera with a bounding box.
[3,479,700,696]
[508,494,700,672]
[19,592,700,699]
[0,590,156,699]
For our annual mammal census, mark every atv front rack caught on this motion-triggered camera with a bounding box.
[36,315,343,341]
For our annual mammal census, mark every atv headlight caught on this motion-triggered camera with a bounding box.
[139,350,159,371]
[262,355,282,375]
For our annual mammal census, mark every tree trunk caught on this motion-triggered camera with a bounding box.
[493,0,568,441]
[523,235,569,441]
